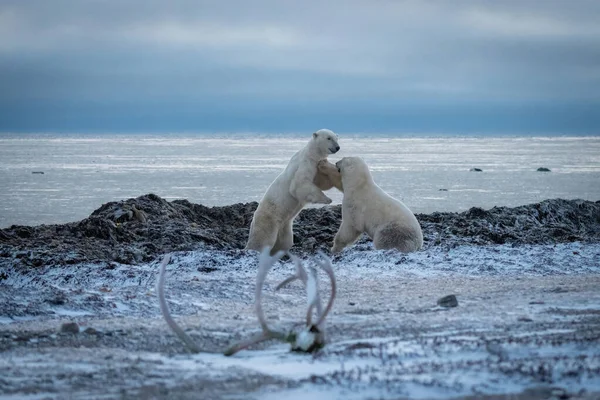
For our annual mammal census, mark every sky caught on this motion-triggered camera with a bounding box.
[1,0,599,135]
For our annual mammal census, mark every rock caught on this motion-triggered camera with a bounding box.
[82,327,101,335]
[518,316,533,322]
[60,322,80,334]
[437,294,458,308]
[438,188,448,191]
[485,342,508,360]
[470,168,483,172]
[132,205,147,223]
[198,266,218,273]
[537,167,551,172]
[548,286,569,293]
[31,171,45,174]
[45,293,67,306]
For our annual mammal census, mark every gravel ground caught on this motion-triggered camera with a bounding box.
[1,240,599,399]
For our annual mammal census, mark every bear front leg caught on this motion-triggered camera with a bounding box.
[332,222,361,253]
[290,179,332,204]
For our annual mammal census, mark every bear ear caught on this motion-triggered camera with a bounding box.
[312,132,318,139]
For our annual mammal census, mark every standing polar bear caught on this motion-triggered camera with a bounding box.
[328,156,423,253]
[245,129,341,254]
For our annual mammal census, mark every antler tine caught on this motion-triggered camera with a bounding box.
[255,247,284,334]
[313,251,337,328]
[223,332,273,356]
[305,264,321,326]
[224,248,288,356]
[157,254,202,353]
[275,253,307,291]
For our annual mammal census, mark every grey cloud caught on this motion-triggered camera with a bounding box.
[1,0,599,132]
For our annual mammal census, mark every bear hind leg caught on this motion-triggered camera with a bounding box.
[373,223,421,252]
[245,217,279,254]
[272,219,294,254]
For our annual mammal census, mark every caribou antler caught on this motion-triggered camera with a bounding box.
[157,254,203,353]
[224,247,337,356]
[313,251,337,330]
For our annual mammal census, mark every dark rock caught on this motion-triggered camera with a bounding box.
[437,295,458,308]
[198,266,218,273]
[60,322,80,334]
[31,171,44,174]
[465,207,487,218]
[537,167,551,172]
[470,168,483,172]
[438,188,448,191]
[82,327,101,335]
[518,317,533,322]
[45,293,67,306]
[548,286,569,293]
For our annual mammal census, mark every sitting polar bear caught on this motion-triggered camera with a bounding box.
[329,156,423,253]
[245,129,341,254]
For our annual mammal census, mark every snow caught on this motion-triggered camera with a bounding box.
[1,242,600,399]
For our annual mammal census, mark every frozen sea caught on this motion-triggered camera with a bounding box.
[0,133,599,228]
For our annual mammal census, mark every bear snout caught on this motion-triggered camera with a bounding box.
[330,146,340,154]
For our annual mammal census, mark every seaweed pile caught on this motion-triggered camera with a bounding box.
[0,194,598,267]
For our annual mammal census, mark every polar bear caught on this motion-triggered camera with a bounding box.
[245,129,341,254]
[331,156,423,253]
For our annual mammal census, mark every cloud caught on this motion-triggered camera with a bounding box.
[1,0,599,132]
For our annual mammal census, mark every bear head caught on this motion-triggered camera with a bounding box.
[312,129,340,156]
[335,156,373,189]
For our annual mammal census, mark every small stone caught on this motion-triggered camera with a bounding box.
[548,286,569,293]
[437,294,458,308]
[518,316,533,322]
[82,327,101,335]
[486,342,508,360]
[349,302,356,306]
[31,171,45,174]
[550,387,569,399]
[60,322,80,334]
[46,293,67,306]
[537,167,551,172]
[438,188,448,191]
[469,168,482,172]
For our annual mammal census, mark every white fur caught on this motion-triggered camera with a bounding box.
[332,156,423,253]
[245,129,340,254]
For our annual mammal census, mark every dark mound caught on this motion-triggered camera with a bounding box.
[1,194,598,267]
